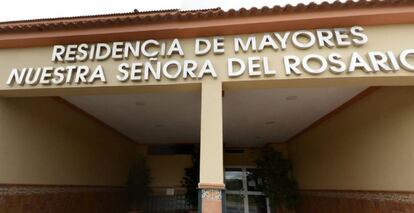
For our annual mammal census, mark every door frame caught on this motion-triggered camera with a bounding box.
[224,165,271,213]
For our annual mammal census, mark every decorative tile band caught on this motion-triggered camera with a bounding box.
[201,189,222,201]
[0,185,124,196]
[301,190,414,203]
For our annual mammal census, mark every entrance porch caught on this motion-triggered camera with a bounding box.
[59,84,371,212]
[1,86,414,212]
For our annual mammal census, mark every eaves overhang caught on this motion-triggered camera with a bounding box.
[0,0,413,48]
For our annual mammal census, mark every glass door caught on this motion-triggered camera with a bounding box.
[225,167,270,213]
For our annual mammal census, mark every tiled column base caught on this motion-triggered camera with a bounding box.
[200,189,223,213]
[198,183,225,213]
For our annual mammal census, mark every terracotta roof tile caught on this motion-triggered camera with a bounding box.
[0,0,413,33]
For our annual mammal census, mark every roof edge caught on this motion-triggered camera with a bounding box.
[0,8,223,25]
[0,1,413,48]
[1,1,413,33]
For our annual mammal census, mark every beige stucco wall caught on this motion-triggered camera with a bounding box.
[0,97,136,186]
[288,86,414,191]
[148,155,192,188]
[224,149,261,166]
[224,144,288,166]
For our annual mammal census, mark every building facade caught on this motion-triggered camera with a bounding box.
[1,1,414,212]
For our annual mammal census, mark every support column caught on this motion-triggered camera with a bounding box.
[198,81,225,213]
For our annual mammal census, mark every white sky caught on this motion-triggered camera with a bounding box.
[0,0,344,22]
